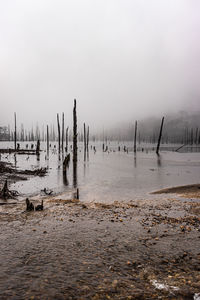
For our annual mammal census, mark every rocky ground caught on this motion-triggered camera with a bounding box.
[0,187,199,299]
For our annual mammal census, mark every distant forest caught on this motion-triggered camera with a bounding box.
[0,110,200,145]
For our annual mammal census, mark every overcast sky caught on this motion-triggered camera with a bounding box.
[0,0,200,130]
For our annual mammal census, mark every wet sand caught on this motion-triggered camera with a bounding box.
[0,190,199,299]
[152,184,200,199]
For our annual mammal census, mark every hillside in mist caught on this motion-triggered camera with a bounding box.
[98,110,200,144]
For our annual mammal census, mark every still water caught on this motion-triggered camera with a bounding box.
[0,141,200,203]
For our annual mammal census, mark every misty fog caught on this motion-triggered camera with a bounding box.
[0,0,200,130]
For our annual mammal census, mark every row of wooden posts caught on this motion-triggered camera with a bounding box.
[13,103,165,157]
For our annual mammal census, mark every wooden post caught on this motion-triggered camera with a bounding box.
[73,99,77,163]
[36,140,40,155]
[156,117,164,155]
[47,125,49,156]
[65,127,69,152]
[57,113,61,154]
[14,112,17,151]
[134,120,137,153]
[61,112,64,152]
[87,125,89,152]
[73,99,77,187]
[83,123,86,153]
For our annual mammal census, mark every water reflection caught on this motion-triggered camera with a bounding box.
[134,154,137,168]
[156,154,162,167]
[63,170,69,186]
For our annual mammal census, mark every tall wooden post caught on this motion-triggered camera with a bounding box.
[61,112,64,152]
[134,120,137,153]
[73,99,77,187]
[57,113,61,154]
[14,112,17,151]
[73,99,77,163]
[47,125,49,156]
[83,123,86,153]
[156,117,164,155]
[87,125,89,152]
[66,127,69,152]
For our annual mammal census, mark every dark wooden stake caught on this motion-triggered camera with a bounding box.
[47,125,49,156]
[57,113,61,154]
[87,126,89,152]
[61,112,64,152]
[156,117,164,155]
[65,127,69,152]
[14,112,17,151]
[83,123,86,153]
[73,99,77,187]
[73,99,77,163]
[36,140,40,156]
[134,120,137,153]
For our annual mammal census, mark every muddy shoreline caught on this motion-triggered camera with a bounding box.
[0,187,199,299]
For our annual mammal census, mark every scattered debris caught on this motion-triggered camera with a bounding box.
[18,167,47,177]
[35,200,43,211]
[41,188,53,195]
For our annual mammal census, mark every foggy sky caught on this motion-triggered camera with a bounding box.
[0,0,200,131]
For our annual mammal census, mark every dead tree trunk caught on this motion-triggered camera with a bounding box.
[47,125,49,156]
[87,125,89,152]
[73,99,77,163]
[63,153,70,173]
[83,123,86,153]
[57,113,61,155]
[14,112,17,151]
[61,112,64,152]
[73,99,77,187]
[156,117,164,155]
[134,120,137,153]
[65,127,69,152]
[36,140,40,155]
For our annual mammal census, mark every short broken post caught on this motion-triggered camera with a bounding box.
[134,120,137,153]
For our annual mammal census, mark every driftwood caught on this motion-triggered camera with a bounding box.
[41,188,53,195]
[175,144,186,152]
[0,180,19,199]
[18,167,47,177]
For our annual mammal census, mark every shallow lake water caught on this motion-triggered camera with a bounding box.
[0,141,200,203]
